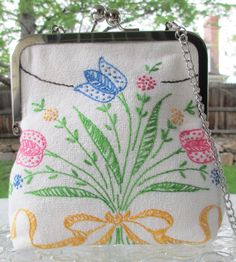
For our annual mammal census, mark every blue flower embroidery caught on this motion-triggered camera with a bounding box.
[210,168,221,186]
[13,174,24,189]
[74,57,128,103]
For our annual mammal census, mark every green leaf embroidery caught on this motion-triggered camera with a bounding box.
[179,171,186,178]
[107,103,111,110]
[84,159,93,166]
[76,181,87,186]
[61,117,67,127]
[48,174,58,179]
[31,102,39,106]
[41,98,45,108]
[136,107,141,115]
[200,172,206,181]
[71,169,79,177]
[145,62,162,74]
[200,165,207,171]
[33,108,44,112]
[45,165,55,172]
[75,108,122,185]
[104,124,112,131]
[24,170,34,184]
[161,129,168,140]
[112,114,117,125]
[142,111,148,118]
[165,138,173,142]
[65,129,78,143]
[44,150,58,157]
[141,182,209,193]
[131,93,171,176]
[145,64,150,72]
[184,100,196,115]
[26,187,98,198]
[136,93,142,101]
[66,137,76,143]
[73,129,79,141]
[167,119,176,129]
[32,98,45,112]
[54,124,63,129]
[92,152,98,162]
[144,96,150,103]
[71,169,88,186]
[97,104,108,112]
[180,161,188,167]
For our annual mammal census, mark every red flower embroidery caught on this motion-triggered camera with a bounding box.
[16,130,47,168]
[137,75,156,91]
[179,128,214,164]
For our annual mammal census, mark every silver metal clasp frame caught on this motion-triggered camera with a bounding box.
[91,5,139,32]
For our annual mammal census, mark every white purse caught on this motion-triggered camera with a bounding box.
[9,7,236,249]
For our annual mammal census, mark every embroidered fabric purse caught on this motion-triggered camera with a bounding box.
[9,11,236,250]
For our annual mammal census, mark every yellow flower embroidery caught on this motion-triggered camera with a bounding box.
[170,108,184,125]
[43,108,59,122]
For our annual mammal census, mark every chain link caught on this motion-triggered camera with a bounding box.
[166,21,236,235]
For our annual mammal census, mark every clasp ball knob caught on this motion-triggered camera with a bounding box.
[106,9,120,26]
[91,5,106,22]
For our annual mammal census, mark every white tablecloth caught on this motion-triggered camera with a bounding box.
[0,197,236,262]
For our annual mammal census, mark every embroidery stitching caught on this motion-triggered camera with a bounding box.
[179,128,214,164]
[13,174,24,190]
[210,168,221,186]
[14,58,218,246]
[11,205,222,248]
[16,130,47,168]
[73,57,128,103]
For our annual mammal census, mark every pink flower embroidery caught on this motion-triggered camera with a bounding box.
[179,128,214,164]
[137,75,156,91]
[16,130,47,168]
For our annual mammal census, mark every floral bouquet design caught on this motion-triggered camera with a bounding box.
[10,57,222,249]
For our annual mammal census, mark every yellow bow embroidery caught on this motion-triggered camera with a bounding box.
[11,205,222,249]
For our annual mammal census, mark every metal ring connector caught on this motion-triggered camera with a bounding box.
[12,122,21,136]
[91,5,106,32]
[52,25,66,34]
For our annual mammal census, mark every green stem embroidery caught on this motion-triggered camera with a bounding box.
[121,147,184,210]
[106,165,115,204]
[184,100,196,115]
[62,121,108,190]
[152,120,176,159]
[126,180,209,208]
[151,140,164,159]
[25,168,115,212]
[120,94,171,210]
[106,109,121,153]
[145,62,162,74]
[142,148,185,178]
[44,149,117,212]
[115,226,124,244]
[138,167,208,187]
[32,98,45,112]
[118,93,132,187]
[132,93,150,151]
[97,103,121,153]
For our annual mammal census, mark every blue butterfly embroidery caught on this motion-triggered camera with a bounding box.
[73,57,128,103]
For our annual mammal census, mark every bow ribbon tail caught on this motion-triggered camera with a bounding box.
[153,205,222,244]
[94,226,116,245]
[11,209,85,249]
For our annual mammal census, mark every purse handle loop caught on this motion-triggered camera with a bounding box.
[166,21,236,236]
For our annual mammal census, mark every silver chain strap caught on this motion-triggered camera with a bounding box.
[166,21,236,235]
